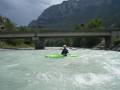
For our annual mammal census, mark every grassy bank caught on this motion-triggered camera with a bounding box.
[0,41,34,49]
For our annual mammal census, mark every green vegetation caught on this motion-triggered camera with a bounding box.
[87,18,103,29]
[0,41,33,48]
[75,18,103,30]
[0,16,16,31]
[0,16,34,48]
[4,19,15,31]
[73,18,103,48]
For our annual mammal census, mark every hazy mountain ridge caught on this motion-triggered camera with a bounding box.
[29,0,120,29]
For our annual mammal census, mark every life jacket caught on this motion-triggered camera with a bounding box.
[61,48,68,56]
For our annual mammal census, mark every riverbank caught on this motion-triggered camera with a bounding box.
[0,41,34,49]
[0,41,120,52]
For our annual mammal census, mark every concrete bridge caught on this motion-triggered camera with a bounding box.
[0,29,120,49]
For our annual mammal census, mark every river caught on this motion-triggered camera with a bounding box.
[0,48,120,90]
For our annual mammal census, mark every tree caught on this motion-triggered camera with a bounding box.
[75,24,86,31]
[87,18,103,29]
[4,18,15,31]
[73,18,103,48]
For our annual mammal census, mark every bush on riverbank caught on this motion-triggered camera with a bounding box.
[0,40,34,49]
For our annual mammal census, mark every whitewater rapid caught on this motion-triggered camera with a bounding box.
[0,48,120,90]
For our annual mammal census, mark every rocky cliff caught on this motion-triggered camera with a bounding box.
[29,0,120,29]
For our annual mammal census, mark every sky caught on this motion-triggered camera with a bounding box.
[0,0,65,26]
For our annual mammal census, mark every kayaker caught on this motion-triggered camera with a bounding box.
[61,45,69,56]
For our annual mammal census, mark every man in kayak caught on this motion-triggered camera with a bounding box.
[61,45,69,56]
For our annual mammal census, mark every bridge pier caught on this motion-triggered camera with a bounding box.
[104,37,112,50]
[33,37,45,50]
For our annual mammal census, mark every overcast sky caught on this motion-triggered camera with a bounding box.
[0,0,65,26]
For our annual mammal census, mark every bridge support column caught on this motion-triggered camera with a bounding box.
[104,37,112,50]
[33,37,45,50]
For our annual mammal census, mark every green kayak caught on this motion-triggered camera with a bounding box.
[45,54,77,58]
[45,54,64,58]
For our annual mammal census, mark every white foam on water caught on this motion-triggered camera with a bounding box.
[4,63,20,68]
[0,48,120,90]
[103,60,120,78]
[73,73,112,86]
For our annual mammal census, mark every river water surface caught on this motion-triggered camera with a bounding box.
[0,48,120,90]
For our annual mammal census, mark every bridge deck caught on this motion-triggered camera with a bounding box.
[0,31,111,39]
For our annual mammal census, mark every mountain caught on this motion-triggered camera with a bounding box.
[29,0,120,29]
